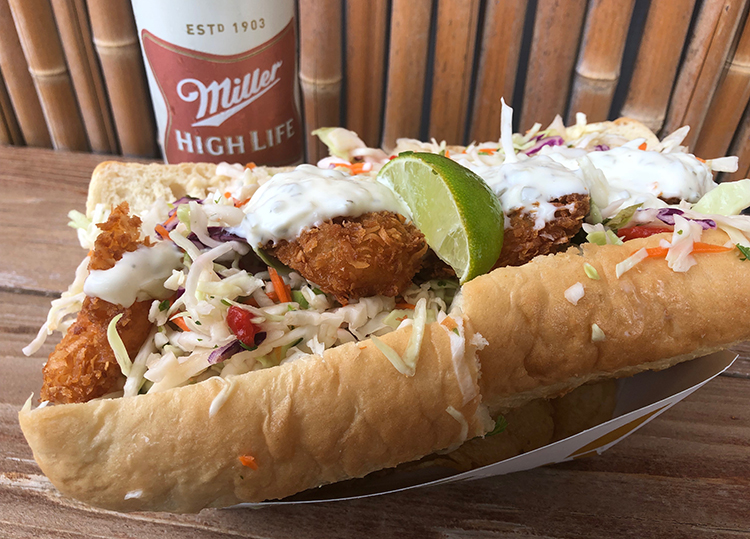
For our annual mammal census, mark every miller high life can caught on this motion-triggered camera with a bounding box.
[131,0,304,166]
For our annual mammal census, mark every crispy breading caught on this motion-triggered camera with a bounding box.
[41,203,153,404]
[40,298,152,403]
[268,211,427,304]
[88,202,144,271]
[495,193,590,267]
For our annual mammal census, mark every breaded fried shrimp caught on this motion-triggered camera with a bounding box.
[268,211,427,304]
[40,203,153,404]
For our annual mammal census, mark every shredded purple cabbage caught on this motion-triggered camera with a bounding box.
[524,136,564,156]
[656,208,716,230]
[594,144,610,151]
[185,227,246,250]
[156,197,201,238]
[208,340,243,364]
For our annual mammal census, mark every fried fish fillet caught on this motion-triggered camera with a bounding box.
[495,193,590,267]
[268,211,428,304]
[41,203,153,404]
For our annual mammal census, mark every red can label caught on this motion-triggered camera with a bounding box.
[141,20,303,166]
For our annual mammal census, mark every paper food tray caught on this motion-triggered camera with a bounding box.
[231,350,736,507]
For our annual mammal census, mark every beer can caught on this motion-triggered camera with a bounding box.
[131,0,304,166]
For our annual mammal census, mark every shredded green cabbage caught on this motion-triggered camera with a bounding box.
[693,179,750,216]
[370,335,413,376]
[107,313,132,376]
[583,263,600,280]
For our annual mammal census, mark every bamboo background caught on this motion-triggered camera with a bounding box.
[3,0,750,179]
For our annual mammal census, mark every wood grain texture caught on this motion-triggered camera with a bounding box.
[567,0,636,124]
[663,0,749,148]
[7,0,88,151]
[0,0,51,148]
[345,0,388,148]
[86,0,157,158]
[468,0,528,142]
[1,147,749,536]
[428,0,481,144]
[299,0,343,163]
[520,0,589,131]
[620,0,698,132]
[695,10,750,160]
[50,0,117,154]
[381,0,433,150]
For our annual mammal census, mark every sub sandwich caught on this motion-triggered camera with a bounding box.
[20,102,750,512]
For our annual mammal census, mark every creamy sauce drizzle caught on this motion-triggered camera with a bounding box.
[541,146,717,207]
[231,164,409,245]
[84,242,183,307]
[453,154,588,229]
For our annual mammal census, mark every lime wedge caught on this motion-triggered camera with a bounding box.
[377,152,504,282]
[693,179,750,216]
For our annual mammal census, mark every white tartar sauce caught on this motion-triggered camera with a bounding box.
[232,164,409,245]
[84,242,183,307]
[541,145,716,204]
[453,155,589,229]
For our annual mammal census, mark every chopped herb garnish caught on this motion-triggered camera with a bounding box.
[194,321,201,325]
[452,328,460,335]
[738,244,750,261]
[240,342,258,351]
[677,229,683,235]
[221,299,232,306]
[487,416,508,436]
[158,299,170,311]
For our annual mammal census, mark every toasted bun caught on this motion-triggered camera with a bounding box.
[20,323,491,512]
[461,228,750,414]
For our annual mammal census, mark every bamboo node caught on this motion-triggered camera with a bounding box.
[92,37,140,49]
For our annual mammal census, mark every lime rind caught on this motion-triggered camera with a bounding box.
[378,153,504,282]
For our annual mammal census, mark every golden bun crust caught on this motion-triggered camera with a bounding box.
[20,323,491,513]
[461,229,750,414]
[86,161,293,217]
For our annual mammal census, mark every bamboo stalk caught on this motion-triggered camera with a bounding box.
[345,0,388,148]
[723,101,750,181]
[86,0,156,157]
[381,0,433,151]
[694,10,750,159]
[7,0,87,150]
[428,0,481,144]
[0,74,22,145]
[663,0,748,148]
[299,0,343,163]
[468,0,528,142]
[520,0,589,131]
[0,0,51,147]
[50,0,117,153]
[567,0,636,124]
[619,0,698,133]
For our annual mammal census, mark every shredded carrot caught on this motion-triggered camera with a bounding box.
[696,157,706,163]
[170,315,191,332]
[440,317,458,332]
[87,249,93,258]
[155,224,171,239]
[268,267,292,303]
[478,148,497,155]
[395,302,416,310]
[224,192,232,199]
[638,142,647,150]
[445,150,450,158]
[234,197,252,208]
[239,455,258,470]
[163,212,178,228]
[245,162,257,169]
[645,242,733,258]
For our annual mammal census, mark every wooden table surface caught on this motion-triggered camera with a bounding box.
[1,146,749,538]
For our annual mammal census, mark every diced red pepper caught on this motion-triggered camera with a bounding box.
[226,306,258,346]
[617,226,673,241]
